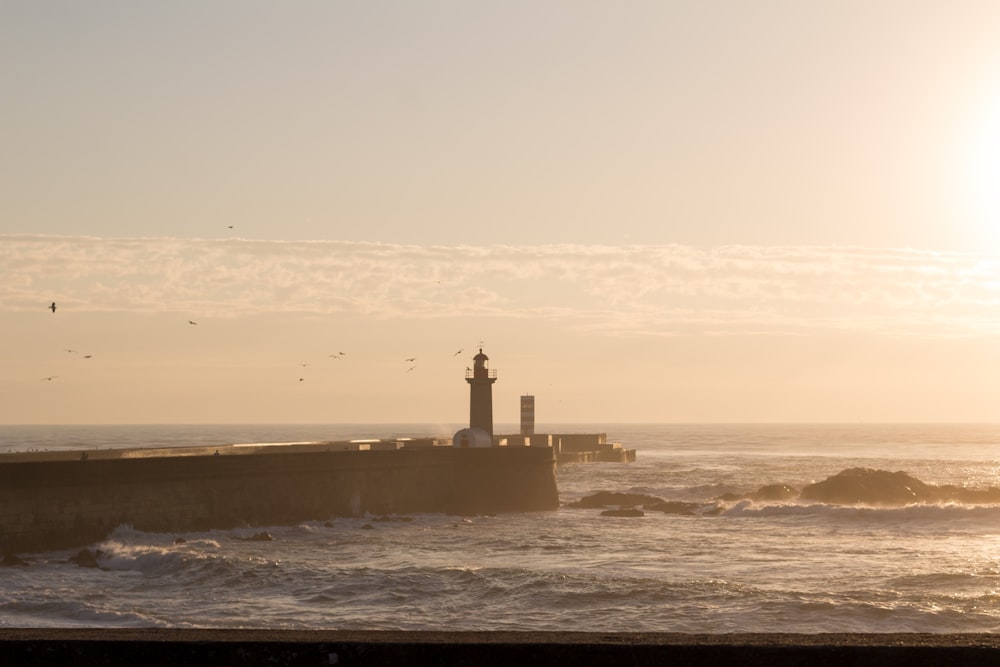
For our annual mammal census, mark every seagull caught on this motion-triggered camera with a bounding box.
[300,363,309,367]
[83,355,92,359]
[298,378,305,382]
[407,366,416,372]
[405,357,416,362]
[188,320,198,325]
[65,349,77,353]
[40,376,57,381]
[49,302,56,313]
[453,349,463,356]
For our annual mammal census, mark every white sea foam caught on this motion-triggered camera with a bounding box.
[720,500,1000,521]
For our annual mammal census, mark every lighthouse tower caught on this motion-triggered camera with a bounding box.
[467,348,497,435]
[452,347,497,448]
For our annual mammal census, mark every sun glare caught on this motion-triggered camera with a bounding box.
[956,87,1000,251]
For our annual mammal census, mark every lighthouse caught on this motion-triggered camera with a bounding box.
[452,347,497,448]
[467,348,497,435]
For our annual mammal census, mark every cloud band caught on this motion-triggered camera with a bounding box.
[4,235,1000,337]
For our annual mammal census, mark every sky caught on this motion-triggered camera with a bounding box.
[4,1,1000,424]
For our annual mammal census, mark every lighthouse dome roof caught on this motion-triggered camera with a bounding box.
[473,349,488,361]
[452,427,493,448]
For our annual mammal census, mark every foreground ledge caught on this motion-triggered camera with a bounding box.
[3,630,1000,666]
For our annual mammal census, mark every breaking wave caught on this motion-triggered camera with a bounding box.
[719,500,1000,522]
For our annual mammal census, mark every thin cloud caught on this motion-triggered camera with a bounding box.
[4,234,1000,337]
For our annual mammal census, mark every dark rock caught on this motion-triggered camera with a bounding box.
[323,521,334,528]
[749,484,799,501]
[173,537,187,545]
[644,501,699,516]
[69,549,101,568]
[1,554,29,567]
[800,468,934,505]
[798,468,1000,506]
[566,491,665,509]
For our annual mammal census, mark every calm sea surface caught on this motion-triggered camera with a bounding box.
[2,423,1000,633]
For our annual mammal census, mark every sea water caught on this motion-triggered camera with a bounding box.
[2,423,1000,632]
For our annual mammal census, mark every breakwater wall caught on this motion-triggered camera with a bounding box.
[497,433,637,464]
[0,445,559,554]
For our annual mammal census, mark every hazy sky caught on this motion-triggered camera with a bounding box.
[4,1,1000,424]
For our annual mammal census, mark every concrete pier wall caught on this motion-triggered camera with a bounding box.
[0,446,558,554]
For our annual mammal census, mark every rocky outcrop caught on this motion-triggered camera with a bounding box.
[69,549,103,568]
[800,468,935,505]
[717,484,799,503]
[575,467,1000,517]
[565,491,664,509]
[750,484,799,501]
[801,468,1000,505]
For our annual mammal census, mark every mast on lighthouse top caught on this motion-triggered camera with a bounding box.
[467,347,497,381]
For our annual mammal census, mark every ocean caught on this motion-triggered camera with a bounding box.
[2,423,1000,633]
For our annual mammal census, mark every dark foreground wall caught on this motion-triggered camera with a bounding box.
[2,630,1000,667]
[0,447,558,554]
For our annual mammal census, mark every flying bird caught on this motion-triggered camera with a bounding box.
[407,366,416,373]
[83,355,92,359]
[188,320,198,325]
[40,376,57,381]
[49,302,56,313]
[405,357,416,362]
[65,349,77,353]
[453,349,463,356]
